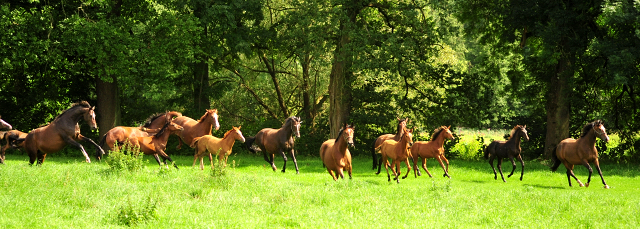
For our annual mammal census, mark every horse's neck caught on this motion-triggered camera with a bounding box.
[395,138,409,155]
[393,130,403,141]
[153,131,172,147]
[334,136,348,154]
[507,132,521,146]
[54,108,84,126]
[279,122,293,139]
[578,130,597,146]
[221,134,236,149]
[196,117,213,135]
[432,133,446,148]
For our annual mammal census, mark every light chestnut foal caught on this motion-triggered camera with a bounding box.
[191,126,245,170]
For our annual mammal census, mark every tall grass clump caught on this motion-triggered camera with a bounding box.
[450,136,484,160]
[104,141,145,172]
[115,196,158,227]
[210,159,235,190]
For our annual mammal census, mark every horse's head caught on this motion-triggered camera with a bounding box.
[0,115,12,130]
[402,127,414,148]
[593,120,609,143]
[519,125,529,141]
[206,109,220,130]
[84,107,98,130]
[233,126,246,143]
[342,123,355,148]
[290,116,302,138]
[168,122,184,133]
[444,125,454,140]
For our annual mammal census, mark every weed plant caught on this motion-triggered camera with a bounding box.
[104,141,145,172]
[115,196,158,226]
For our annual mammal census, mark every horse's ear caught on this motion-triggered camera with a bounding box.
[238,126,241,129]
[91,106,95,111]
[447,125,451,129]
[397,117,400,121]
[523,125,526,129]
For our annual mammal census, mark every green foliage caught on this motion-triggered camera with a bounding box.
[450,135,484,161]
[104,141,145,172]
[115,196,158,227]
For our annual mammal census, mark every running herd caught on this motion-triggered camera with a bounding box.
[0,101,611,188]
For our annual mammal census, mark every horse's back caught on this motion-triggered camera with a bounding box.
[410,141,432,158]
[374,134,395,148]
[556,138,587,164]
[26,126,65,154]
[173,116,198,127]
[378,139,399,157]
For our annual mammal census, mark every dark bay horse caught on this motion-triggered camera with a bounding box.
[320,123,355,180]
[0,116,12,130]
[191,126,245,170]
[130,122,184,169]
[0,130,27,164]
[484,125,529,182]
[376,127,414,183]
[24,101,105,165]
[551,120,610,188]
[173,109,220,149]
[372,118,408,169]
[245,116,302,174]
[411,126,455,178]
[100,111,182,151]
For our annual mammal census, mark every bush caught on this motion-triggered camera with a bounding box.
[104,141,145,172]
[115,197,157,226]
[450,136,484,161]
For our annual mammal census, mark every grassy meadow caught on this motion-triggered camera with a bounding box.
[0,150,639,228]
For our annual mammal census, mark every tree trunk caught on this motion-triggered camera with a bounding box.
[544,58,571,158]
[193,60,210,112]
[96,76,120,138]
[301,53,312,121]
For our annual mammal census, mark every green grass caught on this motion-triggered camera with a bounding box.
[0,152,639,228]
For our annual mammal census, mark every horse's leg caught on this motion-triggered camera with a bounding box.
[593,159,609,189]
[290,149,299,174]
[395,160,401,183]
[402,158,411,179]
[565,164,583,187]
[279,150,288,173]
[436,156,449,178]
[337,168,345,179]
[158,150,178,169]
[507,155,517,178]
[376,156,384,175]
[152,154,164,167]
[78,134,105,161]
[0,144,8,164]
[384,158,392,182]
[517,154,525,181]
[372,150,377,170]
[37,152,47,165]
[488,156,497,180]
[208,154,213,170]
[581,160,594,188]
[497,157,506,182]
[63,136,91,163]
[442,155,450,173]
[412,157,419,178]
[327,168,337,181]
[423,158,434,178]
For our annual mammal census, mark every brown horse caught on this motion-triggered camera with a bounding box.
[100,111,182,151]
[551,120,610,188]
[0,116,12,130]
[244,116,302,174]
[411,126,455,178]
[129,122,184,169]
[484,125,529,182]
[0,130,27,164]
[376,127,414,183]
[24,101,105,165]
[372,118,407,169]
[173,109,220,149]
[320,123,355,180]
[191,126,245,170]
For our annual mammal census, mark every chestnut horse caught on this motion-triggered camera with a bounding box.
[372,118,407,169]
[100,111,182,151]
[551,120,610,188]
[172,109,220,149]
[411,126,455,178]
[484,125,529,182]
[24,101,105,165]
[129,122,183,169]
[320,123,355,180]
[0,116,12,130]
[0,130,27,164]
[191,126,245,170]
[376,127,414,183]
[244,116,302,174]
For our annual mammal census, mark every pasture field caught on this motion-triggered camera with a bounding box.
[0,153,639,228]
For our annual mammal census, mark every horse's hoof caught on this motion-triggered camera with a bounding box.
[494,176,497,180]
[508,174,512,178]
[520,177,523,181]
[579,183,585,187]
[604,185,610,189]
[585,183,589,187]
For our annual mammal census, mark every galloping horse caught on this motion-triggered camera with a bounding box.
[320,123,355,180]
[130,122,184,169]
[0,116,12,130]
[172,109,220,149]
[245,116,302,174]
[551,120,610,188]
[372,118,407,169]
[376,127,414,183]
[100,111,182,151]
[23,101,105,165]
[484,125,529,182]
[191,126,245,170]
[411,126,454,178]
[0,130,27,164]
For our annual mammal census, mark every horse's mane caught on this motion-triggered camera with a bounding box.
[54,101,91,121]
[223,128,234,138]
[430,126,446,141]
[198,109,217,123]
[396,118,407,134]
[580,120,603,138]
[282,116,300,128]
[142,113,165,128]
[154,122,171,137]
[508,125,523,140]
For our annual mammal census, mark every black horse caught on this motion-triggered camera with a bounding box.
[244,117,302,174]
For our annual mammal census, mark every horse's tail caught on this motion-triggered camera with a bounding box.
[99,134,107,150]
[483,143,491,159]
[550,145,562,172]
[244,136,257,153]
[190,137,202,148]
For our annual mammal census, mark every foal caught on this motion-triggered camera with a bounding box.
[320,123,355,180]
[411,126,454,178]
[376,127,414,183]
[130,122,183,169]
[484,125,529,182]
[191,126,245,170]
[372,118,407,170]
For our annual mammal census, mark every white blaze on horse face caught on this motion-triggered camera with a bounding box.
[237,130,246,142]
[0,118,12,130]
[212,112,220,130]
[597,125,610,142]
[295,123,301,138]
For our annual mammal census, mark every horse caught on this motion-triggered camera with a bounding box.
[100,111,182,151]
[244,116,302,174]
[372,118,407,169]
[23,101,105,165]
[551,120,610,189]
[375,127,414,183]
[0,130,27,164]
[483,125,529,182]
[411,126,455,178]
[172,109,220,149]
[320,123,355,180]
[191,126,245,170]
[129,122,184,169]
[0,115,12,130]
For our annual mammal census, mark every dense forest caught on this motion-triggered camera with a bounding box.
[1,0,639,161]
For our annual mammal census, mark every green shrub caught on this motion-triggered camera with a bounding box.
[115,197,157,226]
[104,141,145,172]
[450,136,484,161]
